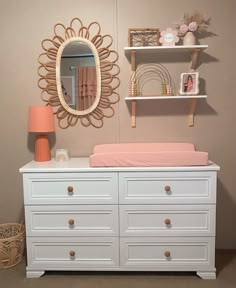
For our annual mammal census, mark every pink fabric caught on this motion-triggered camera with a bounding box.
[76,66,97,110]
[89,143,208,167]
[93,143,195,153]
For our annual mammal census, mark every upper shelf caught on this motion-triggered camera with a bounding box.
[124,45,208,55]
[125,45,208,73]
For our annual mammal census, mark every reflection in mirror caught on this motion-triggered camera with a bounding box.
[38,18,120,129]
[60,41,97,112]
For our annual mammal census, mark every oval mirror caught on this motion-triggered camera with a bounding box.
[57,37,101,116]
[38,18,120,128]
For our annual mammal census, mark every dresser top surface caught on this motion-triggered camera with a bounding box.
[19,158,220,173]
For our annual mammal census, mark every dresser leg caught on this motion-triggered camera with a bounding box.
[196,271,216,279]
[26,270,45,278]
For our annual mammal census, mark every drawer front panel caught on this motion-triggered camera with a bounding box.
[120,237,215,270]
[119,171,216,204]
[23,172,118,204]
[25,205,118,236]
[120,205,215,236]
[27,237,119,269]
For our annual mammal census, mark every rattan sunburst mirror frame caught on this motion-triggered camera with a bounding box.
[38,18,120,128]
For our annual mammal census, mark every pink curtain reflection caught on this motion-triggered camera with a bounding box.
[76,66,97,110]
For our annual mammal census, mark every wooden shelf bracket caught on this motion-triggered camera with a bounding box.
[190,49,200,70]
[131,50,137,128]
[188,98,198,127]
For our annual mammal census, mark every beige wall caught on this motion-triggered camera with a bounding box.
[0,0,235,249]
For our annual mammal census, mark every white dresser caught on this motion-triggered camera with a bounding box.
[19,158,220,279]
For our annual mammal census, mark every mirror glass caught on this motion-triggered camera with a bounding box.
[57,37,101,116]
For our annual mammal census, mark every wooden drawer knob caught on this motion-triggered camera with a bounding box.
[68,219,75,225]
[69,250,75,257]
[165,185,171,192]
[165,218,171,225]
[164,251,171,257]
[67,186,74,193]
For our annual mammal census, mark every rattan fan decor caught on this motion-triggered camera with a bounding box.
[128,28,160,47]
[0,223,25,269]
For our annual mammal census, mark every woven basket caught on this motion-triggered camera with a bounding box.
[0,223,25,269]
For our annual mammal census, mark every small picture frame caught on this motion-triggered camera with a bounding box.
[159,28,179,46]
[55,149,70,162]
[128,28,160,47]
[179,72,199,95]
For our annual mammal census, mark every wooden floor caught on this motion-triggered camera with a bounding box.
[0,250,236,288]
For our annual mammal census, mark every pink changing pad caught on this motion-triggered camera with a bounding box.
[89,143,208,167]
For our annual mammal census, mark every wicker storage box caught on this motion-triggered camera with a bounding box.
[0,223,25,269]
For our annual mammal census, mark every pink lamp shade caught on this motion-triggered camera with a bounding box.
[28,106,55,162]
[28,106,55,132]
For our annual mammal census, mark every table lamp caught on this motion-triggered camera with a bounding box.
[28,106,55,162]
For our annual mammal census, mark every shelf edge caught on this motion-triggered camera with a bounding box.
[125,95,207,100]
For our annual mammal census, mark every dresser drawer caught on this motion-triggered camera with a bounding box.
[27,237,119,269]
[25,205,118,236]
[23,172,118,204]
[120,205,215,236]
[119,171,216,204]
[120,237,215,270]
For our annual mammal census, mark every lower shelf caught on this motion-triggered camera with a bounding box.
[125,95,207,127]
[125,95,207,100]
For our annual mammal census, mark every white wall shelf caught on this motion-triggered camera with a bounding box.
[125,95,207,100]
[124,45,208,55]
[124,45,208,127]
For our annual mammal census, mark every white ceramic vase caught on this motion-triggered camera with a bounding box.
[183,32,196,46]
